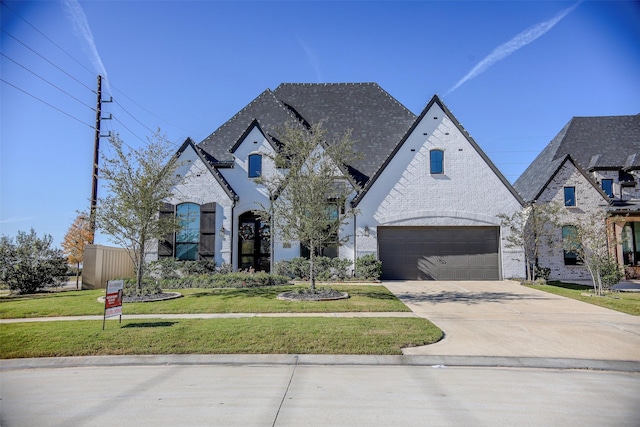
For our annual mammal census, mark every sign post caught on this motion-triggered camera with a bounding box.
[103,279,124,330]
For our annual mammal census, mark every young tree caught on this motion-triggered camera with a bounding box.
[256,121,359,291]
[95,131,181,295]
[563,208,624,295]
[0,229,68,294]
[498,202,562,281]
[61,212,94,289]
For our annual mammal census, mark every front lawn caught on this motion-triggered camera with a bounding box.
[0,285,409,319]
[0,317,442,358]
[526,282,640,316]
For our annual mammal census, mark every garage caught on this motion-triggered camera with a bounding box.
[377,226,500,280]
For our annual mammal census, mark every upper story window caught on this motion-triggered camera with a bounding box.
[430,149,444,174]
[564,186,576,206]
[601,179,613,198]
[248,154,262,178]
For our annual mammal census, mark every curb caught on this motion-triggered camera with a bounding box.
[2,354,639,373]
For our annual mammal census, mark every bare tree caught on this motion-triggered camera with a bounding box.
[95,131,181,295]
[499,202,562,281]
[256,121,359,291]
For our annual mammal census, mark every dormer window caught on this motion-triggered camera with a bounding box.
[601,179,613,198]
[430,149,444,174]
[248,154,262,178]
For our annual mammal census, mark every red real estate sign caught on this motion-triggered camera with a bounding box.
[104,280,124,318]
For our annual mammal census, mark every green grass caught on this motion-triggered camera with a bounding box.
[526,282,640,316]
[0,285,409,319]
[0,317,442,358]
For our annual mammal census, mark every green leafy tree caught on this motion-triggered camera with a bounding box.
[256,121,359,291]
[95,131,181,295]
[498,202,562,281]
[0,229,68,294]
[563,208,624,295]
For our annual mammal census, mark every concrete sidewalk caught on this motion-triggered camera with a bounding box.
[0,312,416,323]
[384,280,640,361]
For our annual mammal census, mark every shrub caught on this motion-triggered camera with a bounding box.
[534,265,551,281]
[146,258,217,280]
[0,229,68,294]
[600,257,623,291]
[159,272,290,289]
[356,254,382,281]
[288,257,311,280]
[122,278,162,296]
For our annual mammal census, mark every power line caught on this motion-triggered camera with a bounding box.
[1,52,96,111]
[1,78,95,129]
[1,29,96,93]
[1,2,97,80]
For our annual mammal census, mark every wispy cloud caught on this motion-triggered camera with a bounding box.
[298,38,323,83]
[0,216,37,225]
[62,0,110,91]
[445,2,580,96]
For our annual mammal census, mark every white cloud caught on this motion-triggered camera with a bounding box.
[62,0,110,91]
[445,2,580,96]
[298,38,323,83]
[0,216,37,225]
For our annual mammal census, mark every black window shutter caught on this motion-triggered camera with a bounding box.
[158,203,175,258]
[199,202,216,258]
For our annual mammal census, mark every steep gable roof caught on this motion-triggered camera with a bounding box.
[176,138,238,201]
[198,89,297,162]
[196,83,416,187]
[514,114,639,202]
[352,95,523,206]
[526,154,610,203]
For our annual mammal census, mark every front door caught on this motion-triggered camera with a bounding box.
[238,212,270,272]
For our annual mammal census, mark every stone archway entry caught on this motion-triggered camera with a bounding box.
[238,212,270,272]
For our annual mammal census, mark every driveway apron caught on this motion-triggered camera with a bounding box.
[384,281,640,361]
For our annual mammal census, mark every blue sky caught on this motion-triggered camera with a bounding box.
[1,0,639,248]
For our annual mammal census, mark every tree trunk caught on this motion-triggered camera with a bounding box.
[136,240,145,295]
[309,244,316,293]
[76,262,80,289]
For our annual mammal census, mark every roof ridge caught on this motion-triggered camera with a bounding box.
[199,88,275,145]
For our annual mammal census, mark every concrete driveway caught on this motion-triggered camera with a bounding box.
[384,281,640,361]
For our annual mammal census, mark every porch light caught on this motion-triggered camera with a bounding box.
[363,225,370,237]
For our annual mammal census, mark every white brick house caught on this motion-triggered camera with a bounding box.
[514,115,640,281]
[154,84,525,280]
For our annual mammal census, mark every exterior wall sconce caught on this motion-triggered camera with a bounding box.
[363,225,370,237]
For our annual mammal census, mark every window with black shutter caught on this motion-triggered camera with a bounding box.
[158,203,175,258]
[199,203,216,259]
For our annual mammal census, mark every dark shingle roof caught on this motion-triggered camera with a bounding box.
[198,89,297,162]
[514,114,640,202]
[197,83,416,185]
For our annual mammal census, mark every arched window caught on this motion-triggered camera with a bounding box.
[248,154,262,178]
[430,149,444,174]
[176,203,200,260]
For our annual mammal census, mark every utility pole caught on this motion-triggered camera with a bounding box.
[89,75,111,243]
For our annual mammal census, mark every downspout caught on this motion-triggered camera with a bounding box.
[353,211,357,278]
[231,198,237,271]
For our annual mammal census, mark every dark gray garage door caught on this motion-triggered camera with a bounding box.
[378,226,500,280]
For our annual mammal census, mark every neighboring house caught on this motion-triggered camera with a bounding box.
[514,114,640,281]
[152,83,525,280]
